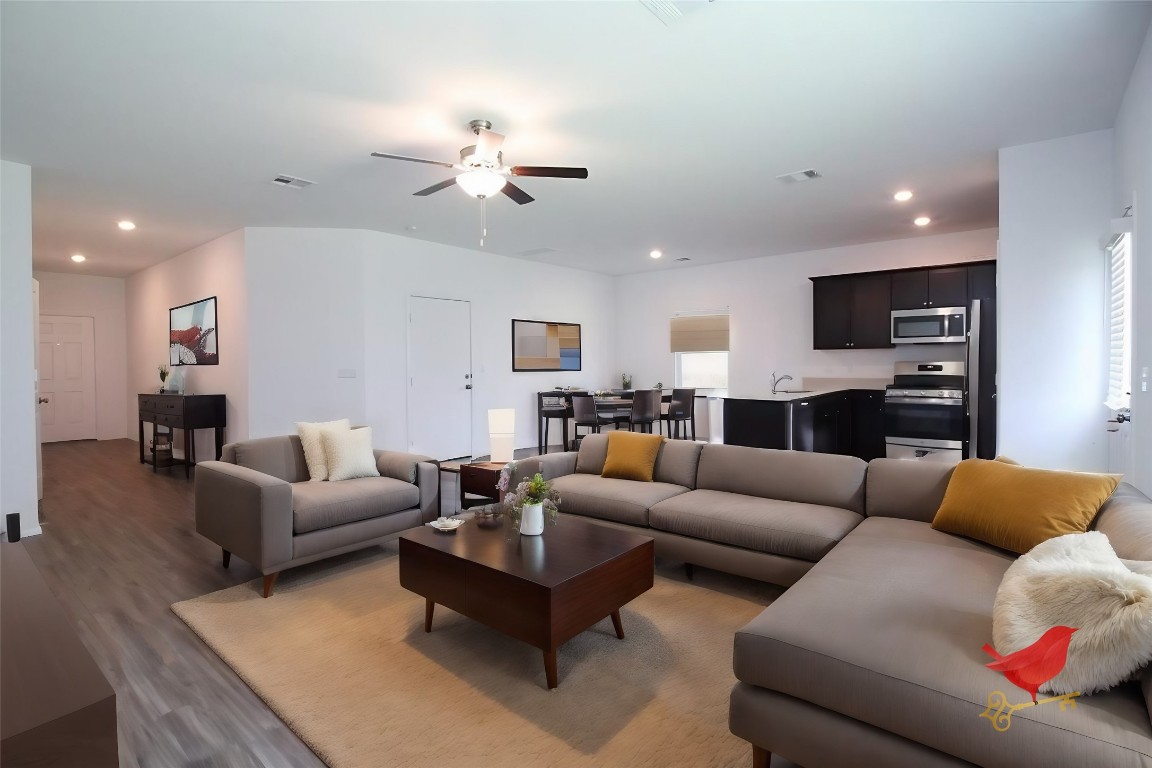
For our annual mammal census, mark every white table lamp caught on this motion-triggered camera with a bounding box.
[488,408,516,463]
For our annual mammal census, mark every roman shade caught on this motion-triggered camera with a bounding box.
[670,314,730,353]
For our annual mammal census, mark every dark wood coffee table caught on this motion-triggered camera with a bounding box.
[399,515,654,688]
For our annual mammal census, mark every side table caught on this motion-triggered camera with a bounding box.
[459,462,508,510]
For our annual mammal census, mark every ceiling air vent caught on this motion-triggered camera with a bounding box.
[517,247,558,257]
[775,169,822,184]
[270,174,315,190]
[675,257,692,262]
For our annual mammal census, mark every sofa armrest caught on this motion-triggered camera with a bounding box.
[374,449,435,484]
[1093,482,1152,561]
[531,451,578,480]
[416,461,441,523]
[194,460,294,571]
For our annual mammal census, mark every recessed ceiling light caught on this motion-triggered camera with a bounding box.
[913,216,931,227]
[117,220,136,231]
[71,254,86,263]
[893,190,913,202]
[649,250,663,259]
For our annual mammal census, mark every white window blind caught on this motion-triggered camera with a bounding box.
[1105,232,1132,411]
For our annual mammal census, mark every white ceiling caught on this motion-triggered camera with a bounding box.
[3,1,1149,277]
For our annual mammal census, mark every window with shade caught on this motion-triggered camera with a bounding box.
[1105,232,1132,411]
[670,313,730,390]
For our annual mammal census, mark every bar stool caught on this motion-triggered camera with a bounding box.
[661,388,696,439]
[538,393,572,453]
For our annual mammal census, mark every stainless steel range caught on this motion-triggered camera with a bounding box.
[884,362,967,464]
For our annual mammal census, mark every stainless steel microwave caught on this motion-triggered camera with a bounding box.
[891,307,967,344]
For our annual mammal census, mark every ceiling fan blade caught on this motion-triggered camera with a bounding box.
[501,181,535,205]
[413,178,458,196]
[474,130,506,161]
[510,166,589,179]
[371,152,456,169]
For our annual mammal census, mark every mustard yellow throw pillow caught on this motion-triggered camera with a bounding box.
[931,458,1121,554]
[601,431,665,482]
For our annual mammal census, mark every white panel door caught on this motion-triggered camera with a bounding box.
[407,297,472,460]
[39,315,96,442]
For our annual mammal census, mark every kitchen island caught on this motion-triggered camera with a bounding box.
[723,387,886,461]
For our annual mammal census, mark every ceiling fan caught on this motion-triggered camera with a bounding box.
[371,119,589,206]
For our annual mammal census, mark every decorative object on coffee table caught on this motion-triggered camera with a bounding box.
[503,472,559,535]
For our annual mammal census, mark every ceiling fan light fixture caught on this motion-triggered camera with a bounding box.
[456,170,506,198]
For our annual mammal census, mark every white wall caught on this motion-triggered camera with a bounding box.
[1,161,40,537]
[125,230,249,458]
[999,130,1114,471]
[243,228,616,456]
[34,271,128,440]
[244,228,372,437]
[612,228,998,398]
[1114,21,1152,494]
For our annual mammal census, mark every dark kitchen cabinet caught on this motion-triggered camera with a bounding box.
[968,262,996,302]
[792,392,852,455]
[850,389,886,461]
[891,267,969,309]
[723,399,788,450]
[812,274,892,350]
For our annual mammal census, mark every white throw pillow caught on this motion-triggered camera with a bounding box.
[296,418,351,481]
[322,427,380,482]
[992,531,1152,695]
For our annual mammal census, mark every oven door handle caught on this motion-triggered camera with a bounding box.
[884,397,965,406]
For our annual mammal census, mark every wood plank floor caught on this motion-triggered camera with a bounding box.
[20,439,326,768]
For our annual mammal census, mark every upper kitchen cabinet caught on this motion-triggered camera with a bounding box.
[811,273,892,350]
[968,262,996,301]
[891,266,969,309]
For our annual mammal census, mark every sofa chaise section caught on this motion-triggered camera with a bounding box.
[730,458,1152,768]
[195,434,438,596]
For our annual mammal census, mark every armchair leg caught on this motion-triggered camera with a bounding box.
[222,549,231,568]
[752,745,771,768]
[262,572,280,598]
[685,563,694,581]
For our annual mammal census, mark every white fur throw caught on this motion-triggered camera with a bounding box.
[992,531,1152,695]
[296,419,351,481]
[322,427,380,482]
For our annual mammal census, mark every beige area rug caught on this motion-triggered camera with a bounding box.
[172,544,782,768]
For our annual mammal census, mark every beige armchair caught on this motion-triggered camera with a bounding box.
[194,434,439,596]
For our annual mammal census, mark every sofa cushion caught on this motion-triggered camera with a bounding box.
[865,458,955,523]
[653,440,703,488]
[602,431,664,482]
[932,458,1122,555]
[296,418,352,481]
[696,444,866,514]
[550,473,687,526]
[232,435,311,483]
[291,477,419,534]
[649,489,862,562]
[734,517,1152,767]
[575,433,609,475]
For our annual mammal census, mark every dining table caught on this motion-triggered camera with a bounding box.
[535,391,671,453]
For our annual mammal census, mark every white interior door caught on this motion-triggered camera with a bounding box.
[39,315,97,443]
[33,279,43,499]
[407,296,472,460]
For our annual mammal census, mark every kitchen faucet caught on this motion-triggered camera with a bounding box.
[771,372,793,394]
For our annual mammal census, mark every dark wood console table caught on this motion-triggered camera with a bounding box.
[137,394,226,478]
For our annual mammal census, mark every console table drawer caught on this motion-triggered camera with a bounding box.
[154,413,184,429]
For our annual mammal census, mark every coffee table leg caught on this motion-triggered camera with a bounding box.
[610,609,625,640]
[424,599,435,633]
[544,648,558,689]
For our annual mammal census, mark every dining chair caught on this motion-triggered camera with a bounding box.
[660,388,696,439]
[571,394,616,442]
[622,389,661,433]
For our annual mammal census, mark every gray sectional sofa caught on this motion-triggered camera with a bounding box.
[194,434,439,597]
[527,436,1152,767]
